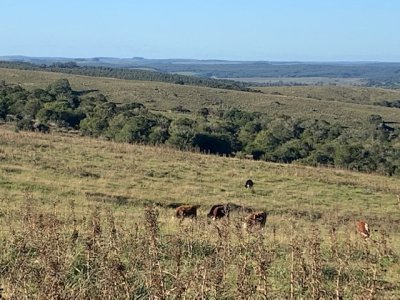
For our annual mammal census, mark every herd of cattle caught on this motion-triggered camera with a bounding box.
[173,179,371,238]
[174,179,267,230]
[175,203,268,230]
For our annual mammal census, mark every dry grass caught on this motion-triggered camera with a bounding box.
[0,126,399,298]
[258,85,400,105]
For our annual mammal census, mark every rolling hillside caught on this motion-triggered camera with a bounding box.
[1,67,400,127]
[0,126,399,298]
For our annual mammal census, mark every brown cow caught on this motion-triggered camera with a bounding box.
[243,211,268,230]
[175,205,200,220]
[356,220,370,239]
[207,204,230,220]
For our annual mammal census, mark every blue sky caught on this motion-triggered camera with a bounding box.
[1,0,400,61]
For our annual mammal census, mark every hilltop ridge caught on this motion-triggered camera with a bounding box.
[2,56,400,87]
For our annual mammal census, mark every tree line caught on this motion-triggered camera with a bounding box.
[0,61,252,92]
[1,79,399,176]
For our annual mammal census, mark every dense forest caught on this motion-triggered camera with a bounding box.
[1,79,399,176]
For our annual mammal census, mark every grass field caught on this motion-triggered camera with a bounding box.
[257,85,400,105]
[0,126,399,298]
[2,67,400,128]
[218,76,366,86]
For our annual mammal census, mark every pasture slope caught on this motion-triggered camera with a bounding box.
[2,67,400,127]
[0,126,399,298]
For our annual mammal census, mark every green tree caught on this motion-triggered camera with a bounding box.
[79,103,116,136]
[79,93,107,115]
[273,139,312,163]
[269,116,303,142]
[148,126,170,145]
[30,88,54,103]
[47,79,72,96]
[80,116,108,136]
[300,119,341,144]
[334,143,374,171]
[222,108,257,126]
[303,143,336,166]
[237,120,262,150]
[251,130,281,156]
[167,118,196,149]
[23,99,44,118]
[36,102,85,128]
[110,114,155,143]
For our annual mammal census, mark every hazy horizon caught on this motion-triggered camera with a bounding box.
[2,54,400,64]
[2,1,400,62]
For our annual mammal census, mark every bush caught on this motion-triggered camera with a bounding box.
[37,102,85,128]
[167,118,196,149]
[272,140,312,163]
[47,79,72,96]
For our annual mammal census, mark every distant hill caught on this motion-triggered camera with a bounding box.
[0,60,251,92]
[1,55,400,87]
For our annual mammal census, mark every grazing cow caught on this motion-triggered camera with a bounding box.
[356,220,370,239]
[245,179,254,189]
[207,204,230,220]
[175,205,200,220]
[244,211,268,230]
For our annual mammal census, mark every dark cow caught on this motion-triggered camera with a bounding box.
[175,205,200,220]
[245,179,254,189]
[207,204,230,220]
[244,211,268,230]
[356,220,370,239]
